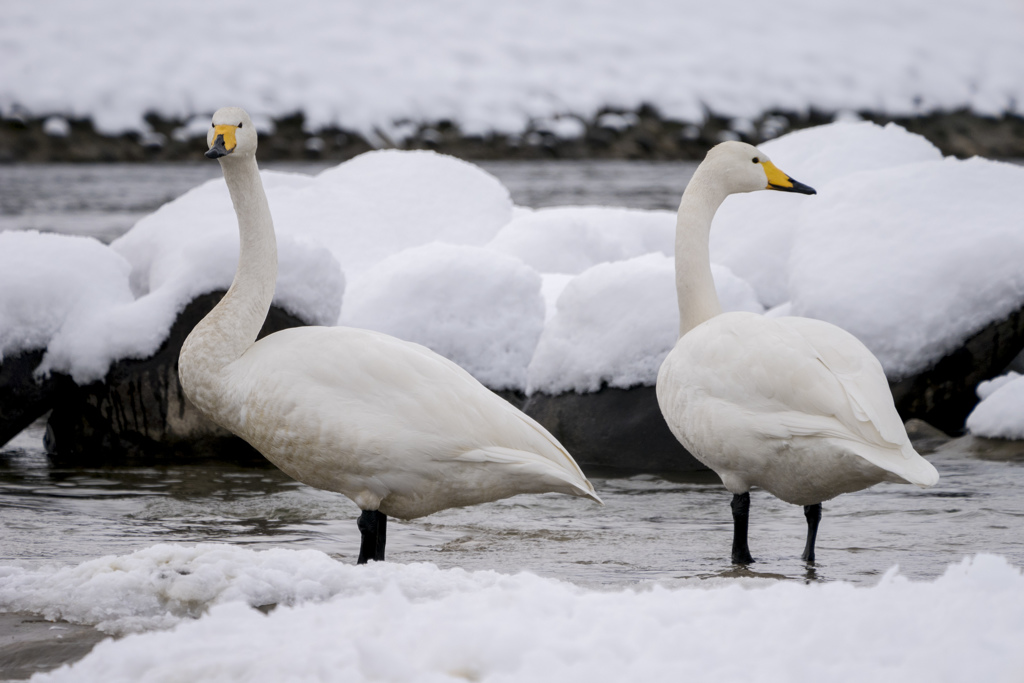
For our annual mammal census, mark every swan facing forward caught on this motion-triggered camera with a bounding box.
[657,141,938,564]
[179,107,600,564]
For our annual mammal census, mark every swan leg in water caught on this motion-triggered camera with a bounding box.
[656,141,939,565]
[357,510,388,564]
[801,503,822,564]
[730,492,754,565]
[178,107,601,564]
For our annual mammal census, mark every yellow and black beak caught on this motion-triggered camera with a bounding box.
[206,124,238,159]
[762,160,816,195]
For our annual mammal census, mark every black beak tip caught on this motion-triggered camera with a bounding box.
[205,147,226,159]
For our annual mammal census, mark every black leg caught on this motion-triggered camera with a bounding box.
[801,503,822,564]
[730,492,754,565]
[356,510,388,564]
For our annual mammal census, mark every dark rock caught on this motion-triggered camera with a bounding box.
[43,291,308,465]
[522,384,704,474]
[891,303,1024,434]
[4,108,1023,163]
[0,612,110,681]
[0,348,62,449]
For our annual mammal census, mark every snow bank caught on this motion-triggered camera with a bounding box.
[342,243,544,390]
[710,121,942,307]
[3,0,1023,136]
[527,254,762,395]
[2,546,1019,682]
[966,372,1024,440]
[0,231,133,364]
[789,156,1024,378]
[488,206,675,275]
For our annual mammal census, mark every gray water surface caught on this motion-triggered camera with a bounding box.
[2,421,1022,587]
[0,160,693,243]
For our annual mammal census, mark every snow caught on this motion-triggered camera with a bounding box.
[4,122,1024,407]
[966,372,1024,440]
[488,206,676,275]
[527,254,762,395]
[0,545,1019,682]
[788,155,1024,379]
[341,243,544,390]
[709,121,943,307]
[2,0,1023,136]
[0,230,134,363]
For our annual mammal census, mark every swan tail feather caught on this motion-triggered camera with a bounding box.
[455,447,603,504]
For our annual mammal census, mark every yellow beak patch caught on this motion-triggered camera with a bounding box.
[212,124,238,152]
[761,160,794,189]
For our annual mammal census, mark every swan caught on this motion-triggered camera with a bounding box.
[656,141,939,564]
[179,107,600,564]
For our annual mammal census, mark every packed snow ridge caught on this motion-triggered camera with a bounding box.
[0,544,1021,682]
[3,121,1024,435]
[1,0,1023,137]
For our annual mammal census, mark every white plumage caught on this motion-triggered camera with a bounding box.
[656,141,938,564]
[179,107,599,564]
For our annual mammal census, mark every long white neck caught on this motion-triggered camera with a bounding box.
[179,154,277,415]
[674,167,728,338]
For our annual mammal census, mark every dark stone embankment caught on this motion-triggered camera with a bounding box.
[3,108,1024,164]
[0,292,307,466]
[3,289,1024,470]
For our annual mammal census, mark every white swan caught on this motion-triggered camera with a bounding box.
[656,141,938,564]
[179,107,600,564]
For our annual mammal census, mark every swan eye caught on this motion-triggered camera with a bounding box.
[238,122,243,128]
[752,157,760,164]
[211,123,215,128]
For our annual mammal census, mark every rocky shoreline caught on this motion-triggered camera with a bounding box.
[3,108,1024,164]
[2,289,1023,472]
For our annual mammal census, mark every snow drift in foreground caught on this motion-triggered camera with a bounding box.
[2,0,1023,136]
[0,545,1019,682]
[966,372,1024,440]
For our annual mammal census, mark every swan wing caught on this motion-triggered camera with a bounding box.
[667,313,937,487]
[227,326,599,508]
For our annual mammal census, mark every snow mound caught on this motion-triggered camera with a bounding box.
[342,243,544,390]
[789,156,1024,379]
[488,206,676,275]
[527,254,762,395]
[966,372,1024,440]
[0,231,133,363]
[4,546,1020,683]
[710,121,942,307]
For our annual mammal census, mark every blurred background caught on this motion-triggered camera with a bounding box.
[2,0,1023,162]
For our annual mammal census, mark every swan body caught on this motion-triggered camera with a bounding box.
[179,107,599,561]
[656,141,938,563]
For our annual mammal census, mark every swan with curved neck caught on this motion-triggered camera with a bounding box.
[179,107,600,564]
[657,141,938,564]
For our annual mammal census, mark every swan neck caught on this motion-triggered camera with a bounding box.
[181,155,277,386]
[675,170,727,338]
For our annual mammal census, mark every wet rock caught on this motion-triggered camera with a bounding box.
[522,385,704,473]
[891,303,1024,434]
[4,109,1023,163]
[43,291,308,465]
[0,349,63,449]
[0,612,110,681]
[935,434,1024,462]
[903,418,953,455]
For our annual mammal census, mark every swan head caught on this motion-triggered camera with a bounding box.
[206,107,257,160]
[702,141,816,196]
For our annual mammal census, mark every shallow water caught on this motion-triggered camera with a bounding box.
[0,159,693,243]
[2,421,1022,588]
[1,160,1022,585]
